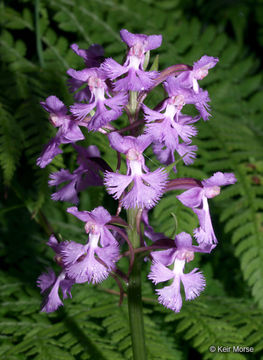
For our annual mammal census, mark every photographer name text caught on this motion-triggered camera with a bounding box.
[209,345,254,353]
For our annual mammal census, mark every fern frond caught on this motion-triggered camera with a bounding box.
[1,6,34,30]
[161,296,263,359]
[153,192,199,237]
[0,103,23,185]
[0,30,36,71]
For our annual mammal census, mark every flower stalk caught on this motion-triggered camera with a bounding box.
[127,208,147,360]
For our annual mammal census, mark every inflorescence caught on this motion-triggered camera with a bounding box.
[37,29,236,313]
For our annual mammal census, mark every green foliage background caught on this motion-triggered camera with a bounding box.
[0,0,263,359]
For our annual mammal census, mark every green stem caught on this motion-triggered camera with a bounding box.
[128,91,138,122]
[35,0,45,67]
[127,209,147,360]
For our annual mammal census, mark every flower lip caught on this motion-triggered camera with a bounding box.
[128,55,141,70]
[76,253,87,262]
[204,185,221,199]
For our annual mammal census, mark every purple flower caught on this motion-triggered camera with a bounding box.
[49,145,103,204]
[40,95,68,127]
[46,234,64,255]
[65,206,119,283]
[164,76,211,121]
[101,29,162,91]
[148,232,207,312]
[68,68,128,131]
[177,142,198,165]
[177,172,237,246]
[37,235,75,313]
[37,96,84,168]
[177,55,219,93]
[153,141,198,170]
[68,43,104,102]
[142,209,165,241]
[142,74,206,170]
[120,29,162,50]
[37,270,74,313]
[68,77,92,103]
[143,102,198,149]
[49,169,80,204]
[67,206,117,245]
[36,138,63,168]
[71,43,104,68]
[104,132,168,209]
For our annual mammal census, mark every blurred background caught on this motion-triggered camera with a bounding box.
[0,0,263,359]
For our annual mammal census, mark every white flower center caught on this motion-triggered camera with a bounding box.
[126,149,143,175]
[88,76,104,89]
[204,186,221,199]
[168,95,185,111]
[88,233,100,248]
[129,160,143,175]
[127,148,140,161]
[177,250,195,262]
[129,55,141,70]
[49,114,62,127]
[85,222,100,234]
[173,258,185,275]
[164,103,177,119]
[129,43,145,58]
[194,68,209,80]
